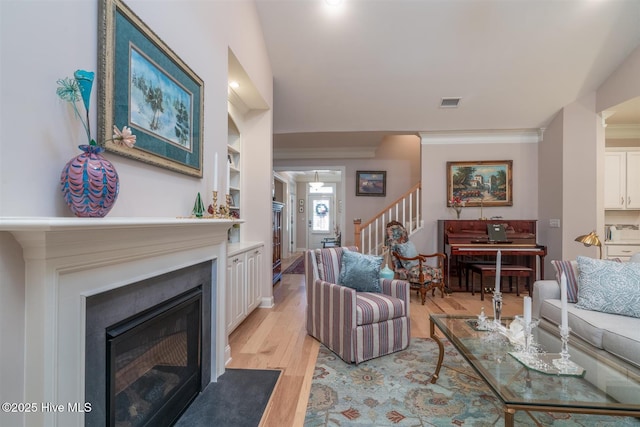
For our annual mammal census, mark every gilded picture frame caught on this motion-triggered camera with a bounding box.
[98,0,204,177]
[446,160,513,207]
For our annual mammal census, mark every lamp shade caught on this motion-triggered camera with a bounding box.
[574,231,602,259]
[574,231,601,248]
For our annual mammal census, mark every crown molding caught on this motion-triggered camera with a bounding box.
[273,146,377,160]
[419,128,543,145]
[606,124,640,139]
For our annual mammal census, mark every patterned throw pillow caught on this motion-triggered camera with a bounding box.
[338,249,383,293]
[575,256,640,318]
[551,260,579,303]
[396,241,420,270]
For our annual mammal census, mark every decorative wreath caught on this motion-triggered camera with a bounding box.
[315,203,328,216]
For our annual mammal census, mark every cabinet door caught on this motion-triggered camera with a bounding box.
[604,152,626,209]
[626,152,640,209]
[226,255,246,333]
[246,247,263,312]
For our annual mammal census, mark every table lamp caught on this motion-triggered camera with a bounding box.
[575,231,602,259]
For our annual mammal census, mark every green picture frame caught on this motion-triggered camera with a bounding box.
[98,0,204,177]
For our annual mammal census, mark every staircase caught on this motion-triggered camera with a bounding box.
[353,183,422,255]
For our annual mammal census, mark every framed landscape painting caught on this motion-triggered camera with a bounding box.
[356,171,386,197]
[446,160,512,207]
[98,0,204,177]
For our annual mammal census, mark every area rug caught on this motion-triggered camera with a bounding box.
[175,368,281,427]
[304,338,639,426]
[283,255,305,274]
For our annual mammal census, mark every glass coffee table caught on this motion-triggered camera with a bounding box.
[430,314,640,426]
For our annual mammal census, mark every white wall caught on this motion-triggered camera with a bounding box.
[538,111,564,276]
[597,44,640,113]
[0,1,272,421]
[421,139,539,253]
[561,93,602,261]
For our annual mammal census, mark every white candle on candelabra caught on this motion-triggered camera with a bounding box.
[560,272,569,333]
[523,296,532,325]
[495,250,501,293]
[214,152,218,192]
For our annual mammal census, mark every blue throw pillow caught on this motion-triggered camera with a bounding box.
[397,241,419,269]
[575,256,640,318]
[338,249,383,293]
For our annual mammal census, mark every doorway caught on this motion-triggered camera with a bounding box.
[272,167,345,251]
[307,184,336,249]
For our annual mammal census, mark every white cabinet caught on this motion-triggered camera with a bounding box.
[605,243,640,261]
[627,152,640,209]
[226,253,246,333]
[226,244,264,334]
[604,150,640,210]
[245,247,263,313]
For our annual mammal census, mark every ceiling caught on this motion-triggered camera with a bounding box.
[254,0,640,155]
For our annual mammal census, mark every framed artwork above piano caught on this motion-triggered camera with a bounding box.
[446,160,513,207]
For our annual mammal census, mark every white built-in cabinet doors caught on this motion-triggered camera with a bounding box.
[226,245,264,334]
[604,150,640,210]
[245,247,263,313]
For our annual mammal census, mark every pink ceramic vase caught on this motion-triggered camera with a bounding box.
[60,145,119,217]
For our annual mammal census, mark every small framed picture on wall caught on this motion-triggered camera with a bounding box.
[356,171,386,197]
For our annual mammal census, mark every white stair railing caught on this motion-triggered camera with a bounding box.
[353,183,422,255]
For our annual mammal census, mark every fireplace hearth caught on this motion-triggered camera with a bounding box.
[107,288,201,427]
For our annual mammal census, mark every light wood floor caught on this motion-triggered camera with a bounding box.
[226,253,529,427]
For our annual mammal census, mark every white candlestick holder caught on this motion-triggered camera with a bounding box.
[492,290,503,328]
[552,326,583,375]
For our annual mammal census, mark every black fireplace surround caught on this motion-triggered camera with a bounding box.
[85,261,214,427]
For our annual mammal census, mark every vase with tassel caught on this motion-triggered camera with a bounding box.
[60,144,119,217]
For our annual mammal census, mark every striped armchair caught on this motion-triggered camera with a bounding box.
[305,246,411,364]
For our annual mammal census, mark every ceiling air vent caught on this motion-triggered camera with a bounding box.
[440,97,461,108]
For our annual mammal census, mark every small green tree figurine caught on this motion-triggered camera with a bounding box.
[192,192,205,218]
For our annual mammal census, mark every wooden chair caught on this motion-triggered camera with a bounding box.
[385,221,448,305]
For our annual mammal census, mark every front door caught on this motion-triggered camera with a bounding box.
[308,188,334,249]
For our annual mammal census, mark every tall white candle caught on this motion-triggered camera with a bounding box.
[495,250,501,293]
[560,272,569,333]
[523,296,532,325]
[214,152,218,192]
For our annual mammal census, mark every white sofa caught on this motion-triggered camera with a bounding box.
[532,278,640,370]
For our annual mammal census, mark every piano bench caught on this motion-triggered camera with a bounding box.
[458,259,511,289]
[467,264,533,301]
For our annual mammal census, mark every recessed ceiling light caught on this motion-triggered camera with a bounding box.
[325,0,343,6]
[229,81,240,89]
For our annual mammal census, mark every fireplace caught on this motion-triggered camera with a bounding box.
[107,288,201,427]
[3,217,231,427]
[85,261,212,427]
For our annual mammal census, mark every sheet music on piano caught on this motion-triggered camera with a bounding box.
[487,224,509,243]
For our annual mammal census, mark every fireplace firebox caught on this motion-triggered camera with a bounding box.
[106,288,201,427]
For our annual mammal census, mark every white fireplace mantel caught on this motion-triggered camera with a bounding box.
[0,217,237,427]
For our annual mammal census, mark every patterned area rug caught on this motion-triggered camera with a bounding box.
[305,338,640,426]
[283,255,305,274]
